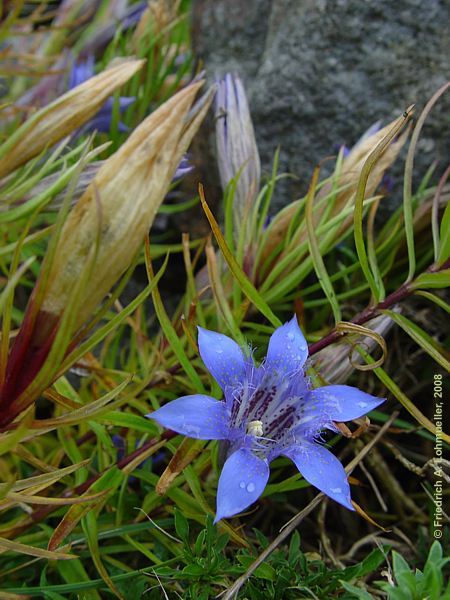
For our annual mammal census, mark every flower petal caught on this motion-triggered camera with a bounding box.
[266,316,308,374]
[284,441,354,510]
[310,385,385,422]
[215,449,269,523]
[198,327,246,390]
[146,395,229,439]
[105,96,135,111]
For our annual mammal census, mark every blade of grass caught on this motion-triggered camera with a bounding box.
[205,240,246,344]
[199,184,281,328]
[305,166,342,323]
[381,309,450,372]
[144,238,205,392]
[0,460,90,494]
[403,82,450,279]
[366,197,385,301]
[356,345,450,443]
[414,290,450,314]
[59,254,169,374]
[354,106,413,302]
[0,538,75,560]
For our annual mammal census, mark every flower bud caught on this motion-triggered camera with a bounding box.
[0,58,144,179]
[215,74,260,237]
[42,81,212,329]
[0,81,213,423]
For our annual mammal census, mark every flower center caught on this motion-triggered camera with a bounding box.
[246,420,264,437]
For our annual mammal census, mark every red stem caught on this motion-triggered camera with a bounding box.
[308,258,449,355]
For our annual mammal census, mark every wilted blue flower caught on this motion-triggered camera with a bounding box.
[69,55,135,134]
[147,317,385,523]
[215,74,260,237]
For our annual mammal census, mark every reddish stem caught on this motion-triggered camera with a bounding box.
[308,259,449,356]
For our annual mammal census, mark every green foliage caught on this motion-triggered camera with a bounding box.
[375,542,450,600]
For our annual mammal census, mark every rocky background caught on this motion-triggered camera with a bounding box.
[192,0,450,212]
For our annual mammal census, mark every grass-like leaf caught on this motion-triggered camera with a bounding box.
[199,184,282,328]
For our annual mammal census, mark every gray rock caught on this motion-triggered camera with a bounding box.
[193,0,450,212]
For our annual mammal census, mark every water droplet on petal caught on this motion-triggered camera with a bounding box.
[358,401,368,408]
[185,424,200,436]
[239,481,246,489]
[216,348,223,354]
[331,487,342,494]
[246,482,255,493]
[287,332,295,341]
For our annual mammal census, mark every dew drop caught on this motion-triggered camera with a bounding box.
[357,401,368,408]
[330,487,342,494]
[185,424,200,436]
[239,481,246,489]
[216,348,223,354]
[246,482,255,493]
[287,332,295,341]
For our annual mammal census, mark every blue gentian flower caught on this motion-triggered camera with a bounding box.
[69,55,135,134]
[147,317,385,523]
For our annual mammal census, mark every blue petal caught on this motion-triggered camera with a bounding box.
[284,442,354,510]
[84,114,114,133]
[146,395,229,439]
[104,96,135,112]
[310,385,385,422]
[215,449,269,523]
[69,56,95,89]
[198,327,246,391]
[266,317,308,374]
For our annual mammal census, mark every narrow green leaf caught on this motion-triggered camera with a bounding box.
[356,346,450,443]
[437,198,450,265]
[2,570,144,595]
[30,377,132,429]
[354,107,412,297]
[0,459,90,494]
[305,166,342,322]
[0,537,75,560]
[60,253,169,374]
[411,270,450,290]
[381,309,450,372]
[414,290,450,314]
[404,82,450,277]
[145,243,204,392]
[82,511,124,600]
[199,185,281,328]
[99,411,159,434]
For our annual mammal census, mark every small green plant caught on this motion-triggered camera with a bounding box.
[149,517,387,599]
[374,541,450,600]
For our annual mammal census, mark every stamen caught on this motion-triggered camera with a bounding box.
[247,420,264,437]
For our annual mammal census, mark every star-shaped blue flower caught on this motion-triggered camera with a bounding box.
[147,317,385,523]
